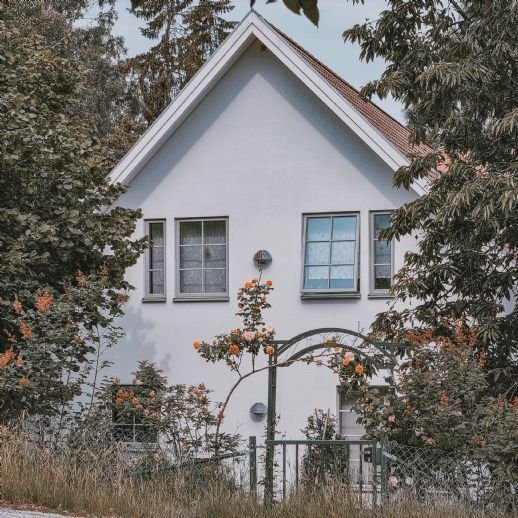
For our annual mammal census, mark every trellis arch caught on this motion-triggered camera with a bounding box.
[264,327,400,496]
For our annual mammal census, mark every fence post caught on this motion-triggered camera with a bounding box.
[249,436,257,496]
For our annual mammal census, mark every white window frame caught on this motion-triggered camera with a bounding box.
[369,211,394,296]
[301,212,360,297]
[174,217,229,301]
[144,219,166,300]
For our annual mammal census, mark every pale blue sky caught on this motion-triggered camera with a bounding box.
[84,0,403,121]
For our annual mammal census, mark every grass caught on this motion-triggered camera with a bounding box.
[0,430,507,518]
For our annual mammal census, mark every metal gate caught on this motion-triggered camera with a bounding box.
[262,438,384,504]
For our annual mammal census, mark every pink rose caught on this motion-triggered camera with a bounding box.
[388,414,396,423]
[344,351,355,362]
[243,331,255,342]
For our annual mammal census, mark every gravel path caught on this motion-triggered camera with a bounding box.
[0,509,76,518]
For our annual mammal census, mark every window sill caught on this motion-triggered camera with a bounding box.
[173,296,230,303]
[301,292,361,300]
[142,297,167,303]
[367,293,395,300]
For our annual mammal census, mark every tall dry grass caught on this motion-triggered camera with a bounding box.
[0,430,507,518]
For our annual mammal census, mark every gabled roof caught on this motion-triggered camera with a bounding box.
[109,11,428,195]
[272,26,432,160]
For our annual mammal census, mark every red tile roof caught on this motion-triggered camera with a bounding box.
[271,25,432,160]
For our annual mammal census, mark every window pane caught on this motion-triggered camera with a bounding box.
[374,240,391,264]
[304,266,329,289]
[204,269,226,293]
[149,222,164,246]
[306,217,331,241]
[374,213,390,238]
[332,216,357,240]
[330,265,354,289]
[331,241,355,265]
[204,245,226,268]
[339,396,365,438]
[149,270,164,294]
[180,221,202,245]
[305,242,329,265]
[180,246,202,269]
[150,245,164,270]
[204,220,226,244]
[374,265,391,290]
[180,270,202,293]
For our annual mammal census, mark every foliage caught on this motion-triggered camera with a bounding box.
[0,16,145,430]
[338,1,518,386]
[300,410,349,488]
[0,274,124,435]
[195,279,276,369]
[356,319,518,489]
[0,1,141,154]
[124,0,236,125]
[78,361,240,459]
[0,18,145,327]
[251,0,319,26]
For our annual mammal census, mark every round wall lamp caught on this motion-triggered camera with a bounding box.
[249,402,268,422]
[253,250,272,269]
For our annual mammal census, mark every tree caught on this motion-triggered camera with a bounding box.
[0,1,141,155]
[338,1,518,388]
[125,0,236,125]
[357,320,517,503]
[0,19,145,420]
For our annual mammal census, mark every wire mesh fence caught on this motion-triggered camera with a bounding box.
[381,441,516,512]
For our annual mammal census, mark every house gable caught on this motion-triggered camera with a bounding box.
[109,11,427,196]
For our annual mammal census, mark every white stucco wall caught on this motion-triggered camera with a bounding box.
[110,39,418,442]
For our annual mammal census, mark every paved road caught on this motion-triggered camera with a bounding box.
[0,509,73,518]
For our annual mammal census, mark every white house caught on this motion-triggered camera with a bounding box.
[108,11,427,444]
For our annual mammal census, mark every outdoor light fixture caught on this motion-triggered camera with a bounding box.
[253,250,272,269]
[249,402,268,422]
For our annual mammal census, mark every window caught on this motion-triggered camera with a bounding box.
[338,390,365,440]
[302,214,359,293]
[176,218,228,299]
[145,220,166,299]
[338,387,388,439]
[370,212,393,294]
[112,385,158,444]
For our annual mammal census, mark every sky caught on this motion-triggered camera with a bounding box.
[83,0,404,122]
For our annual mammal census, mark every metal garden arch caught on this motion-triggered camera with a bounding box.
[264,327,400,500]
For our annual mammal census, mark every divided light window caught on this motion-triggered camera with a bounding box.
[370,212,393,294]
[176,218,228,298]
[302,214,359,292]
[145,220,165,298]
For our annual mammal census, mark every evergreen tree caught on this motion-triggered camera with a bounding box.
[126,0,236,124]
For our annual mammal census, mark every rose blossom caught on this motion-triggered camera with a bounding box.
[243,331,256,342]
[388,475,398,488]
[388,415,396,423]
[343,351,355,362]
